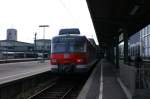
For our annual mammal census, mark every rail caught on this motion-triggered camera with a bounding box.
[61,87,74,99]
[29,75,88,99]
[27,82,57,99]
[27,77,59,99]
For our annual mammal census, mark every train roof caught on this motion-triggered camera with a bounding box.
[52,35,86,40]
[59,28,80,35]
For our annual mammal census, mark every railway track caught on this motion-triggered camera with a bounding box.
[28,75,88,99]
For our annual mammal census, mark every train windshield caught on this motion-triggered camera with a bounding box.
[52,43,67,53]
[69,43,85,52]
[51,36,86,53]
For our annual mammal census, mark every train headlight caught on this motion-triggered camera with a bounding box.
[77,59,83,63]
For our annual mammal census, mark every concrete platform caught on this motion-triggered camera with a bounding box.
[77,59,127,99]
[0,60,52,85]
[102,60,127,99]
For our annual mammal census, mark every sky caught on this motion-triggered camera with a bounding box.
[0,0,98,44]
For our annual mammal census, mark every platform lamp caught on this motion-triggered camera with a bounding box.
[39,25,49,62]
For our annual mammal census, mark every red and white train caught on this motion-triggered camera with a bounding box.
[50,28,97,73]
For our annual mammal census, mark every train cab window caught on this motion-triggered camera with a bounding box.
[52,43,66,53]
[52,36,86,53]
[69,43,85,53]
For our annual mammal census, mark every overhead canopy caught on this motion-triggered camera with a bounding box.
[86,0,150,45]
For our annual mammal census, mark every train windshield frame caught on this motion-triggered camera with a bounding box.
[51,36,86,53]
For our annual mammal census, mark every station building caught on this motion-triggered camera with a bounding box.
[7,29,17,41]
[0,40,34,59]
[0,28,51,59]
[35,39,51,58]
[0,39,52,59]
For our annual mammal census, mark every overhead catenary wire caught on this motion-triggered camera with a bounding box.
[58,0,79,26]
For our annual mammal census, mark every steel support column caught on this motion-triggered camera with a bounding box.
[115,36,119,69]
[123,32,128,64]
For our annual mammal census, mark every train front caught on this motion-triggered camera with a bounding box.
[50,36,88,73]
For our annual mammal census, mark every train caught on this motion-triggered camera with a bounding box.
[50,28,98,73]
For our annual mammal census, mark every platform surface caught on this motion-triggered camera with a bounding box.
[102,60,127,99]
[77,59,127,99]
[0,60,51,85]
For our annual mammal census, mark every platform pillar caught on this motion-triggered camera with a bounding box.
[123,32,128,64]
[115,36,119,69]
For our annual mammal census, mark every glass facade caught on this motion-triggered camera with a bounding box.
[139,25,150,58]
[128,24,150,59]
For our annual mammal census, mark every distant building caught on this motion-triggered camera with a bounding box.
[35,39,51,52]
[35,39,51,58]
[7,29,17,41]
[0,40,34,59]
[0,39,51,59]
[0,40,33,52]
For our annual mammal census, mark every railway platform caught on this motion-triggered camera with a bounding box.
[0,60,55,99]
[0,60,51,85]
[77,59,127,99]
